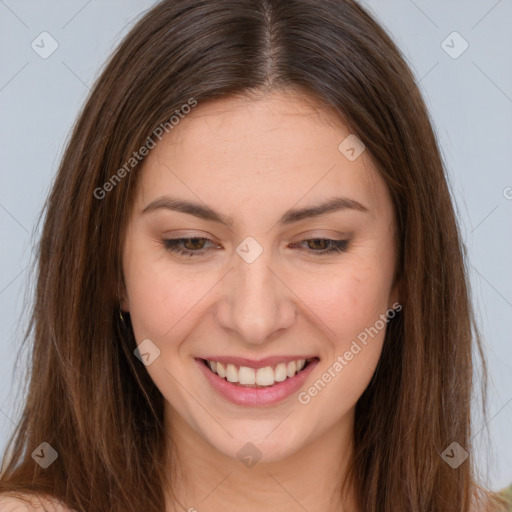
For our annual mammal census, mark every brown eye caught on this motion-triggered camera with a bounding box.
[183,238,207,250]
[307,239,329,250]
[162,237,217,257]
[291,238,349,256]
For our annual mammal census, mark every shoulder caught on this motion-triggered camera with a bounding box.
[501,483,512,511]
[0,493,73,512]
[469,483,512,512]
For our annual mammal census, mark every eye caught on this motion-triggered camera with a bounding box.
[162,237,349,258]
[162,237,217,257]
[290,238,349,256]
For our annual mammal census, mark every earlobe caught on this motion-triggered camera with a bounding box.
[120,297,129,312]
[389,277,401,310]
[118,287,130,312]
[118,279,129,312]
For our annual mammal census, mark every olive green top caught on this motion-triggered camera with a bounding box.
[501,483,512,510]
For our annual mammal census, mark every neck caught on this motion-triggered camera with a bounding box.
[162,405,359,512]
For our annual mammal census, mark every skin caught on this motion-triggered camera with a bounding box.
[121,89,400,512]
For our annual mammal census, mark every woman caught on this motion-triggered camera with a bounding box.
[0,0,509,510]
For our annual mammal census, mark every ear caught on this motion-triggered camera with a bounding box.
[120,297,130,312]
[388,276,401,310]
[118,281,130,312]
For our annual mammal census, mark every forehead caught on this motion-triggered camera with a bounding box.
[159,90,346,159]
[133,90,393,226]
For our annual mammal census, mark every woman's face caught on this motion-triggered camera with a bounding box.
[121,90,399,463]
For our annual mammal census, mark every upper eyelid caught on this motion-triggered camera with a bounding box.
[162,236,349,251]
[163,235,346,243]
[163,229,350,241]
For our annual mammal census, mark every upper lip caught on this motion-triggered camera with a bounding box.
[197,355,319,369]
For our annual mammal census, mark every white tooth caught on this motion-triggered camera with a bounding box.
[239,366,256,385]
[213,359,306,385]
[286,361,297,378]
[216,362,226,378]
[226,364,238,383]
[274,363,287,382]
[256,366,275,386]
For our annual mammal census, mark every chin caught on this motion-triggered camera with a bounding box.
[209,425,305,465]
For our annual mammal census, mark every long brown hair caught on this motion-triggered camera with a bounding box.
[0,0,507,510]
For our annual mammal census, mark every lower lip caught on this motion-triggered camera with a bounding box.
[195,358,319,407]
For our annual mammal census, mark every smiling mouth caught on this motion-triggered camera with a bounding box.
[200,357,319,388]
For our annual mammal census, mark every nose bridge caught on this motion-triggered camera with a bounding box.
[217,240,295,343]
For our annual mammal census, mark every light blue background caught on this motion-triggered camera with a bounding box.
[1,0,511,491]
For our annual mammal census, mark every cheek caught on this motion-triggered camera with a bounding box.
[294,256,394,347]
[297,264,391,414]
[123,243,215,342]
[296,249,395,410]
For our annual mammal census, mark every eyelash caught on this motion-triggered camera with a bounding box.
[162,237,349,258]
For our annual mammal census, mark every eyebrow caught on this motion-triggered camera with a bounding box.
[141,195,369,226]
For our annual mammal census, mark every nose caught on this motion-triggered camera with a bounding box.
[215,246,296,345]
